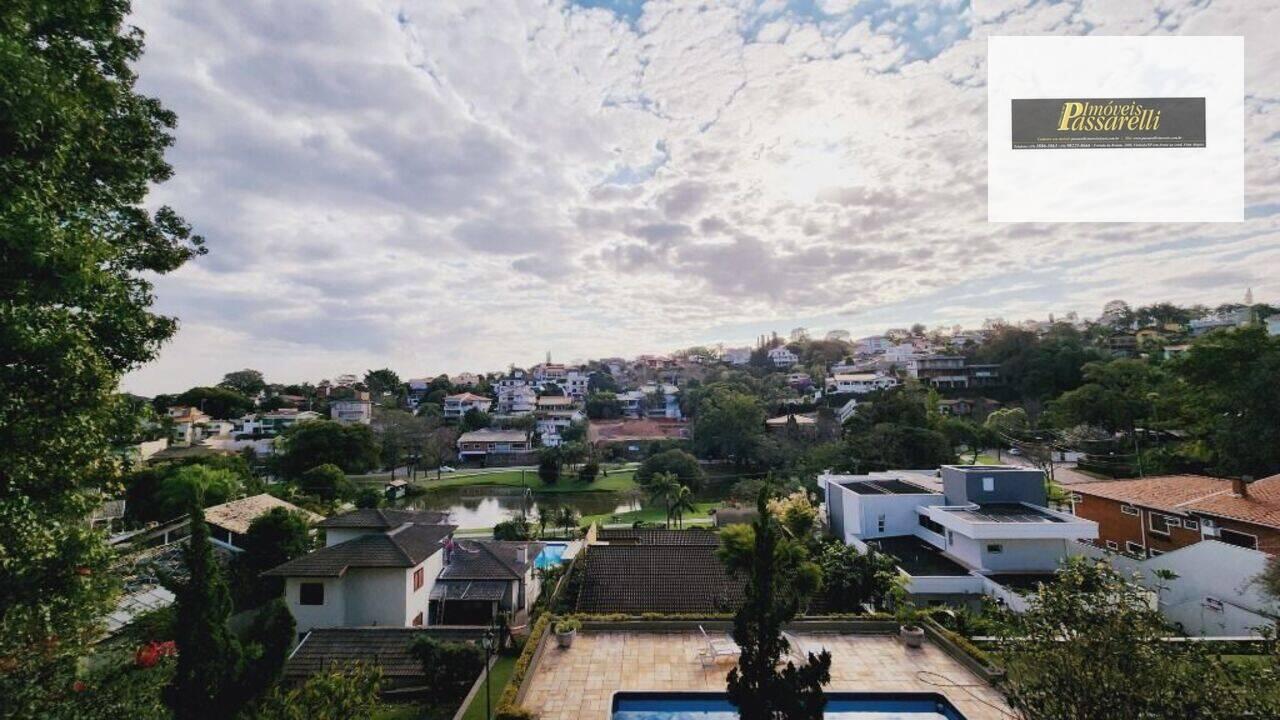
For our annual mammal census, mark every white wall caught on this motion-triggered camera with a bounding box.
[410,552,443,625]
[343,568,409,626]
[285,577,345,632]
[855,493,943,541]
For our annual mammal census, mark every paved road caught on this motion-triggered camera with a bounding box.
[990,454,1112,486]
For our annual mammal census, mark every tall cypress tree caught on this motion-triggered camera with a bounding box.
[1,1,202,714]
[722,490,832,720]
[163,507,246,720]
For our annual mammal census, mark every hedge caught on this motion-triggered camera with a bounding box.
[494,613,552,720]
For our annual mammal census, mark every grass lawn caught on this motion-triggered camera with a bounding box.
[372,701,455,720]
[581,500,721,527]
[457,655,518,720]
[410,467,638,494]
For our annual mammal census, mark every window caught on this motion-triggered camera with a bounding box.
[1070,493,1083,504]
[1126,541,1145,556]
[412,612,424,627]
[1183,518,1200,531]
[1219,528,1258,550]
[1148,513,1171,536]
[413,568,425,591]
[982,476,995,493]
[1166,517,1182,528]
[876,514,886,533]
[1149,549,1165,557]
[918,514,944,535]
[1105,540,1119,550]
[1121,504,1139,516]
[299,582,324,606]
[986,543,1004,554]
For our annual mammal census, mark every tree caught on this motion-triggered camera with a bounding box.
[233,508,315,607]
[164,508,247,719]
[537,448,561,485]
[719,491,831,720]
[578,460,600,483]
[220,369,266,397]
[1,3,205,703]
[458,407,492,433]
[767,491,819,539]
[998,558,1280,719]
[647,472,680,529]
[410,636,485,701]
[300,463,355,500]
[493,518,532,541]
[816,542,897,612]
[255,662,382,720]
[278,420,380,477]
[154,464,243,519]
[555,506,581,536]
[585,391,622,419]
[241,599,296,702]
[692,388,766,463]
[354,486,384,509]
[172,386,255,420]
[363,368,401,397]
[635,449,705,490]
[1260,555,1280,604]
[670,484,697,529]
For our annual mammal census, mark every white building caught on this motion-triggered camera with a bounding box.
[498,385,537,415]
[820,465,1098,608]
[330,396,372,424]
[854,336,893,355]
[443,392,493,422]
[235,409,322,437]
[767,346,799,368]
[722,347,752,365]
[826,373,899,395]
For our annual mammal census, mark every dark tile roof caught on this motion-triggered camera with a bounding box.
[264,523,456,577]
[317,508,449,529]
[576,545,745,614]
[596,528,720,546]
[440,540,542,580]
[430,580,509,601]
[285,627,486,681]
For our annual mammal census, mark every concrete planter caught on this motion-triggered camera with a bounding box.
[555,629,577,649]
[900,625,925,649]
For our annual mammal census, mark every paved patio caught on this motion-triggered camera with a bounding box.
[521,630,1014,720]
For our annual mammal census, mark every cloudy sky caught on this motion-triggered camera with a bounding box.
[122,0,1280,395]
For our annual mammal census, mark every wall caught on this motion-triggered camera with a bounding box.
[954,536,1070,573]
[343,568,409,626]
[941,466,1045,506]
[411,551,444,625]
[857,493,942,540]
[1074,494,1202,556]
[285,577,345,632]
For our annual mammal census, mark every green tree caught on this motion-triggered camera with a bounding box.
[555,506,580,536]
[647,472,680,529]
[278,420,379,476]
[1043,360,1164,434]
[670,484,697,529]
[458,407,492,433]
[155,464,243,518]
[578,460,600,483]
[692,388,766,463]
[635,448,705,490]
[999,558,1280,719]
[410,636,485,701]
[172,386,255,420]
[585,391,622,419]
[537,447,561,485]
[493,518,532,541]
[255,662,382,720]
[241,599,296,703]
[163,508,247,719]
[354,486,384,509]
[299,463,355,501]
[719,491,831,720]
[219,369,266,397]
[233,508,315,607]
[363,368,401,397]
[816,542,897,612]
[0,1,204,693]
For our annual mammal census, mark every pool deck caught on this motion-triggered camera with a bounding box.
[521,630,1013,720]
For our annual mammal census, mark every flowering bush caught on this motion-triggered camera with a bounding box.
[134,640,177,669]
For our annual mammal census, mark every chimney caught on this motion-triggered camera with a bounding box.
[516,546,528,565]
[1233,475,1253,498]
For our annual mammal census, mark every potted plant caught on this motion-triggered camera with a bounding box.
[896,600,924,649]
[553,617,581,649]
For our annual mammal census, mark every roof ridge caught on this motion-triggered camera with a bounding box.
[477,540,522,577]
[385,524,424,565]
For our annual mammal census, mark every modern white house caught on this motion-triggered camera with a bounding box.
[266,508,545,633]
[442,392,493,422]
[722,347,752,365]
[498,384,537,415]
[767,346,799,368]
[820,465,1098,609]
[330,396,372,424]
[826,373,899,395]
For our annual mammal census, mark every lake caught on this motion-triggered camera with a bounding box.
[399,486,643,530]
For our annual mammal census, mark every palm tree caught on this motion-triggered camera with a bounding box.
[670,484,697,529]
[555,506,580,537]
[647,472,679,529]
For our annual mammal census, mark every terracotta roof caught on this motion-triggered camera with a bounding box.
[445,392,490,403]
[595,528,720,546]
[536,396,575,406]
[440,540,542,580]
[457,429,529,443]
[317,508,448,529]
[1075,474,1280,530]
[285,627,486,682]
[203,494,324,535]
[263,523,456,577]
[576,545,744,614]
[586,419,690,444]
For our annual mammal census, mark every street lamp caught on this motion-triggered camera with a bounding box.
[481,627,496,720]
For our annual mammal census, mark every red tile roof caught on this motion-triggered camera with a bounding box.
[587,419,689,444]
[1075,474,1280,530]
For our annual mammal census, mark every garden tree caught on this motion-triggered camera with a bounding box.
[719,491,831,720]
[219,369,266,397]
[410,636,485,701]
[938,418,989,463]
[844,386,930,430]
[635,448,706,490]
[984,407,1029,460]
[278,420,380,476]
[998,558,1280,720]
[588,371,619,393]
[373,407,434,471]
[538,447,562,484]
[560,441,589,469]
[172,386,255,419]
[561,419,588,443]
[240,599,296,703]
[299,463,355,501]
[669,483,698,529]
[164,508,248,719]
[154,464,243,518]
[419,426,459,478]
[843,424,954,472]
[585,391,622,419]
[816,542,898,612]
[1,6,207,701]
[124,455,253,522]
[540,382,565,396]
[692,387,767,464]
[578,460,600,483]
[646,472,681,528]
[1042,359,1164,434]
[458,407,492,433]
[972,325,1101,407]
[354,486,384,509]
[255,662,382,720]
[233,508,315,608]
[555,506,581,535]
[1171,327,1280,477]
[766,491,819,539]
[493,518,533,541]
[362,368,401,397]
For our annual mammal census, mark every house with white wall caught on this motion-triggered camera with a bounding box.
[820,465,1098,608]
[443,392,493,422]
[826,373,899,395]
[767,346,799,368]
[330,395,372,424]
[429,539,545,625]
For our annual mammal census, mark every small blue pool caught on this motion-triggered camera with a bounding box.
[612,692,967,720]
[535,542,569,569]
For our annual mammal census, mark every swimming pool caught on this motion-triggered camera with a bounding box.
[535,542,569,569]
[611,692,968,720]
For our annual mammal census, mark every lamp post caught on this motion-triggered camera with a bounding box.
[481,627,496,720]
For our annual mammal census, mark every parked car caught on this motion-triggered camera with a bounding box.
[437,465,456,473]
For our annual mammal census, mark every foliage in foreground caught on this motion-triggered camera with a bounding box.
[255,662,383,720]
[410,636,485,702]
[998,557,1280,720]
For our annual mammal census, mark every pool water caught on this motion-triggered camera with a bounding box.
[612,692,967,720]
[535,542,568,569]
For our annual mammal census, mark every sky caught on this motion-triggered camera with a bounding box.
[122,0,1280,395]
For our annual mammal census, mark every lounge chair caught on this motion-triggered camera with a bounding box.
[781,631,814,666]
[698,625,741,665]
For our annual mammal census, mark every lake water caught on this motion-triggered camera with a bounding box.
[400,487,642,530]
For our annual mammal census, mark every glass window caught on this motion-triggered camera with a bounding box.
[299,582,324,606]
[982,476,995,492]
[413,568,425,591]
[986,543,1004,554]
[1148,513,1171,535]
[1121,504,1139,516]
[1126,541,1145,556]
[1218,528,1257,550]
[1183,518,1200,531]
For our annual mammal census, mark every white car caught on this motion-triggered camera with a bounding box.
[437,465,456,473]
